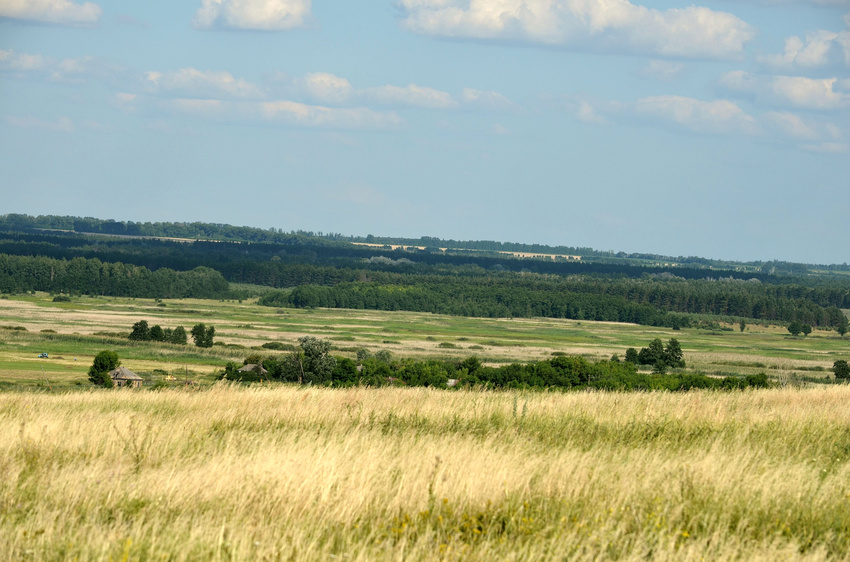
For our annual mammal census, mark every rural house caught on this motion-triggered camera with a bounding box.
[237,364,268,376]
[109,366,143,388]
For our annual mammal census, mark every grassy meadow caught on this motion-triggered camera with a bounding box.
[3,385,850,560]
[0,293,848,388]
[2,293,850,559]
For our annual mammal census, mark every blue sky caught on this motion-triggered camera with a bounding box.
[1,0,848,263]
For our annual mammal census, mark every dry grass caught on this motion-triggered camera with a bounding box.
[3,385,850,560]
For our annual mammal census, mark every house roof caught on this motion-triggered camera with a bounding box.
[109,366,143,381]
[238,364,268,374]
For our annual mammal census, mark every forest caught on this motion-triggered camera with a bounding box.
[1,214,849,329]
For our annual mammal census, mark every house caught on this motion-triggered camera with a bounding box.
[237,364,268,376]
[109,366,143,388]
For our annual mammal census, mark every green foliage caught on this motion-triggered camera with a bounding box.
[624,348,639,364]
[191,324,215,348]
[833,360,850,380]
[88,350,119,387]
[636,338,685,370]
[788,321,803,336]
[52,295,71,302]
[260,341,292,350]
[836,315,849,337]
[128,320,150,341]
[148,325,165,342]
[169,326,187,345]
[801,324,812,336]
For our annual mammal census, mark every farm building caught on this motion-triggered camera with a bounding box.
[109,366,143,388]
[237,364,268,376]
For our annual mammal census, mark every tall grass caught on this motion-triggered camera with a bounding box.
[2,385,850,560]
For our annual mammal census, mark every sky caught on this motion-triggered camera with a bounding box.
[1,0,848,264]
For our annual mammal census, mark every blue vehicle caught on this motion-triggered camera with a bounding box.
[38,353,49,358]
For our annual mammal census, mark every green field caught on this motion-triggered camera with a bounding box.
[0,293,847,388]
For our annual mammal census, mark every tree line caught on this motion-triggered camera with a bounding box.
[0,254,230,299]
[221,337,770,392]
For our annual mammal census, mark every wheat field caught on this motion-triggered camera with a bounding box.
[3,384,850,561]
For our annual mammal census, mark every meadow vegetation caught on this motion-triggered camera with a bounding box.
[3,385,850,560]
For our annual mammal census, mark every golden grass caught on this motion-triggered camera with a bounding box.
[3,385,850,560]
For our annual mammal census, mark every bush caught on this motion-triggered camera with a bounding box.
[52,295,71,302]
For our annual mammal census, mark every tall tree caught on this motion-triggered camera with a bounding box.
[88,350,119,387]
[191,323,215,348]
[128,320,150,341]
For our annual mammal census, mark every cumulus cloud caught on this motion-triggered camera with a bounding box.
[721,71,850,110]
[760,29,850,68]
[194,0,311,30]
[300,72,354,104]
[144,68,264,99]
[398,0,755,59]
[0,0,101,25]
[632,95,758,134]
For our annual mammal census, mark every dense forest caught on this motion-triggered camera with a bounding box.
[1,214,848,329]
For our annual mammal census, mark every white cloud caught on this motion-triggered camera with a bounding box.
[399,0,755,59]
[5,115,75,132]
[360,84,457,109]
[157,97,403,130]
[194,0,311,30]
[285,72,458,109]
[760,30,850,68]
[0,0,101,25]
[762,111,820,139]
[576,100,606,123]
[0,49,46,71]
[722,71,850,110]
[301,72,353,104]
[461,88,514,111]
[256,101,404,128]
[0,49,98,83]
[145,68,264,99]
[640,60,685,81]
[632,96,758,134]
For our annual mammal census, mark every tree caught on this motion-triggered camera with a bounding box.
[787,321,803,336]
[801,324,812,336]
[170,326,188,345]
[88,350,119,387]
[663,338,685,369]
[128,320,150,341]
[292,336,337,385]
[834,360,850,381]
[191,323,215,347]
[149,324,165,342]
[837,317,849,337]
[638,339,665,366]
[624,348,639,364]
[739,320,746,332]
